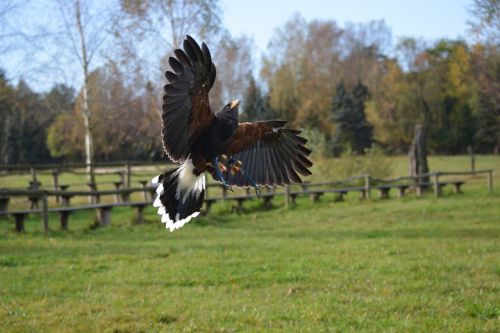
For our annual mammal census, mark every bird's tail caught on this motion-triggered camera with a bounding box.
[152,159,206,232]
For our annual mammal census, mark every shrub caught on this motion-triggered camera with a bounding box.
[313,145,393,182]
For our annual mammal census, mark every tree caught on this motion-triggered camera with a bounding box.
[241,74,273,122]
[0,69,16,164]
[17,0,120,178]
[116,0,223,118]
[331,81,373,154]
[468,0,500,45]
[472,43,500,153]
[0,79,58,164]
[468,0,500,153]
[365,58,416,152]
[422,40,477,153]
[209,34,254,111]
[47,63,164,162]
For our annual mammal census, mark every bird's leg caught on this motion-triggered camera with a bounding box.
[239,167,261,198]
[214,156,233,191]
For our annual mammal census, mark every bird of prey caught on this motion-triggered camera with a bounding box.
[152,35,313,231]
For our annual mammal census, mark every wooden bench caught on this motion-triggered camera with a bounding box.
[0,196,10,218]
[139,180,150,201]
[290,188,354,203]
[415,181,465,197]
[375,184,410,199]
[113,182,123,202]
[339,186,368,199]
[450,181,464,193]
[2,201,150,232]
[27,180,42,209]
[260,194,274,209]
[309,191,324,203]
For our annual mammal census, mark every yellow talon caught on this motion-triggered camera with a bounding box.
[230,165,241,175]
[218,162,227,172]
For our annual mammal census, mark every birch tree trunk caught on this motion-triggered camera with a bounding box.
[75,0,95,183]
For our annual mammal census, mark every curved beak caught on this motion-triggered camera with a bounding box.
[229,99,240,109]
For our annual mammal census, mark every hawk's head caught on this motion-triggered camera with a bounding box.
[224,99,240,113]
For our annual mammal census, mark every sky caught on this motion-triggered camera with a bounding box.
[0,0,473,92]
[221,0,471,53]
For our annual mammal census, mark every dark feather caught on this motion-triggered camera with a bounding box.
[168,57,183,74]
[213,122,313,187]
[186,35,205,65]
[161,35,216,162]
[165,71,178,82]
[174,49,191,67]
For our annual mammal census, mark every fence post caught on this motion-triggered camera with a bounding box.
[87,183,99,204]
[487,170,493,192]
[365,175,371,199]
[415,174,423,196]
[119,170,126,186]
[433,173,440,197]
[31,167,38,184]
[42,191,49,232]
[126,161,132,189]
[467,146,475,173]
[139,180,149,201]
[0,197,9,219]
[113,182,122,203]
[364,175,371,199]
[30,168,40,189]
[284,186,290,209]
[52,169,60,204]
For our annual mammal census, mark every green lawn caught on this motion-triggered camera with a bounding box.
[0,156,499,332]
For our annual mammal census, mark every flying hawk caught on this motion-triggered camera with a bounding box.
[152,35,313,231]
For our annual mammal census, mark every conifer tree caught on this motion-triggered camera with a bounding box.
[331,81,373,154]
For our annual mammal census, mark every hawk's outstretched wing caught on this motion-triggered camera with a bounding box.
[162,35,216,162]
[213,121,313,187]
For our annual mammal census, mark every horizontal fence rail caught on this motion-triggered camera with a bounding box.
[0,169,494,233]
[0,161,173,172]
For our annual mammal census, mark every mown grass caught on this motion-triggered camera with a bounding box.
[0,155,499,332]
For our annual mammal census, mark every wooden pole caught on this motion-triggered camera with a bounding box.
[0,197,9,220]
[364,175,371,199]
[284,186,290,209]
[60,212,69,230]
[14,214,25,233]
[31,167,38,184]
[487,171,493,192]
[120,170,126,186]
[126,161,132,189]
[30,168,40,189]
[433,173,440,197]
[467,146,475,173]
[139,180,148,201]
[42,191,49,232]
[52,169,60,204]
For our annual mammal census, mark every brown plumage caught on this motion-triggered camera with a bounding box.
[152,35,313,231]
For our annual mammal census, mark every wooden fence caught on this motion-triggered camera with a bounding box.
[0,169,494,232]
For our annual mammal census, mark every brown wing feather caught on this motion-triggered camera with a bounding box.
[225,121,287,155]
[161,35,216,163]
[215,120,313,187]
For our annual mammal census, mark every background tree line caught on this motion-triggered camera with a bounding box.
[0,0,498,165]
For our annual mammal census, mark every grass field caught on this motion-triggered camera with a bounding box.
[1,156,499,332]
